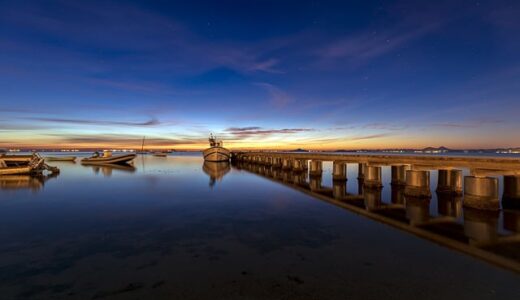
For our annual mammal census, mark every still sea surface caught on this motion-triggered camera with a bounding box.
[0,152,519,299]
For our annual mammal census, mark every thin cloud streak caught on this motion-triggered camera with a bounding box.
[26,117,161,127]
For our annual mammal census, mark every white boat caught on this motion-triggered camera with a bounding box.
[81,151,136,165]
[203,134,230,162]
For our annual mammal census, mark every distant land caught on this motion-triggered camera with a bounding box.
[2,146,520,154]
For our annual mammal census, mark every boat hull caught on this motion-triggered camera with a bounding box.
[203,147,230,162]
[0,166,33,175]
[81,154,136,165]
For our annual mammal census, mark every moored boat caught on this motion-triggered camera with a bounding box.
[81,151,136,165]
[152,152,167,157]
[0,154,47,175]
[203,134,230,162]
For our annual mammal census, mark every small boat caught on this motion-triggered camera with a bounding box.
[0,154,46,175]
[81,151,136,165]
[152,152,167,157]
[203,134,230,162]
[46,156,76,162]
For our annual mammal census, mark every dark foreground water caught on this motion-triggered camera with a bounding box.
[0,153,519,299]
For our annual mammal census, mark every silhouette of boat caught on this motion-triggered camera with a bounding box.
[152,152,167,157]
[203,134,230,162]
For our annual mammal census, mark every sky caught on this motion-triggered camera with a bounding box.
[1,0,520,150]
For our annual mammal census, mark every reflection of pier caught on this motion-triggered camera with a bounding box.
[233,154,520,273]
[233,152,520,211]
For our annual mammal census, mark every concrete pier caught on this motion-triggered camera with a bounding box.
[309,160,323,177]
[463,176,499,210]
[391,165,409,186]
[272,157,282,168]
[437,192,463,218]
[404,170,431,198]
[282,158,293,170]
[292,159,305,172]
[363,166,382,188]
[437,169,462,194]
[332,161,347,181]
[391,184,405,204]
[333,181,346,199]
[503,175,520,209]
[357,163,366,179]
[503,210,520,233]
[364,187,382,211]
[309,175,322,192]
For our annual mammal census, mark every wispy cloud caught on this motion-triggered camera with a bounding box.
[225,126,314,138]
[27,117,161,127]
[350,133,391,141]
[254,82,293,108]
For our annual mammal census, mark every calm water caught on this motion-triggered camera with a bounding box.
[0,153,519,299]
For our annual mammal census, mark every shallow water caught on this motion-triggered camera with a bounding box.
[0,153,519,299]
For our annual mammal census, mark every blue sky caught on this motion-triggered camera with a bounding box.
[1,0,519,149]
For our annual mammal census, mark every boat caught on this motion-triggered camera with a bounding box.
[45,156,76,162]
[0,154,46,175]
[152,152,167,157]
[81,151,136,165]
[203,134,230,162]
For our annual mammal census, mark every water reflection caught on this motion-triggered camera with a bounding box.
[84,163,136,177]
[202,161,230,187]
[235,161,520,272]
[0,174,57,192]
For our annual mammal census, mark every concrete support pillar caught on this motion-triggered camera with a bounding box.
[406,197,430,226]
[309,175,322,191]
[463,176,499,210]
[333,181,346,200]
[364,166,382,188]
[272,168,282,179]
[292,159,305,172]
[364,187,382,210]
[265,156,273,166]
[404,170,431,198]
[391,184,405,205]
[503,211,520,233]
[272,157,282,168]
[503,175,520,209]
[437,192,463,218]
[282,158,292,170]
[293,172,307,185]
[332,161,347,181]
[357,163,366,179]
[357,178,364,195]
[437,169,462,194]
[463,208,499,245]
[391,165,409,186]
[309,160,323,177]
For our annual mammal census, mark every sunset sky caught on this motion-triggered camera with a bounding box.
[1,0,519,150]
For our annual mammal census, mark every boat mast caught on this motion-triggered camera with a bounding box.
[141,136,145,152]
